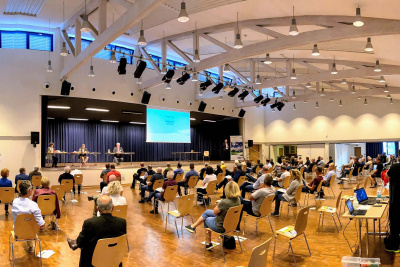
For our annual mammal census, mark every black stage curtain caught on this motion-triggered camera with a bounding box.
[366,142,383,158]
[46,119,239,162]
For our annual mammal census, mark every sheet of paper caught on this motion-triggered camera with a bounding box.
[37,250,55,259]
[357,205,371,210]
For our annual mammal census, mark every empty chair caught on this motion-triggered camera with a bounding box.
[248,238,271,267]
[74,174,84,193]
[91,235,128,267]
[9,214,43,267]
[111,204,128,220]
[166,194,195,237]
[203,151,210,162]
[273,206,311,267]
[243,195,274,240]
[318,191,343,232]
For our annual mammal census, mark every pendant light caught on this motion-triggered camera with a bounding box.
[165,83,171,90]
[161,64,167,74]
[351,85,356,94]
[315,102,319,108]
[341,78,347,84]
[339,99,343,106]
[386,94,391,98]
[364,98,368,105]
[60,1,68,56]
[374,60,381,72]
[234,12,243,49]
[320,87,325,96]
[88,58,95,77]
[81,0,91,32]
[379,76,385,83]
[353,5,364,27]
[358,96,362,100]
[292,89,296,99]
[365,37,373,52]
[330,97,334,102]
[311,44,320,56]
[223,63,230,73]
[293,104,296,110]
[306,82,312,88]
[290,55,297,79]
[198,89,203,96]
[191,71,198,82]
[390,98,393,104]
[331,55,338,74]
[264,53,272,64]
[383,84,389,93]
[303,99,307,103]
[289,6,299,36]
[109,50,117,63]
[47,19,52,72]
[137,20,147,46]
[178,1,189,23]
[255,75,261,84]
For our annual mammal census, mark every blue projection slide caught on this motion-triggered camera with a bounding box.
[146,108,190,143]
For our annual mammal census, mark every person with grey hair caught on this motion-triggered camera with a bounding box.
[12,180,45,253]
[58,166,77,195]
[28,166,41,180]
[148,171,177,214]
[139,167,164,203]
[113,142,124,166]
[67,195,126,266]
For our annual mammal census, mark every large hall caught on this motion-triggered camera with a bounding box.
[0,0,399,266]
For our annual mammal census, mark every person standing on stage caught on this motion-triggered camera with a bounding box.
[48,142,58,168]
[113,142,124,166]
[222,139,230,161]
[78,144,89,166]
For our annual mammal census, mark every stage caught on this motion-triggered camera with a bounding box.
[41,161,234,187]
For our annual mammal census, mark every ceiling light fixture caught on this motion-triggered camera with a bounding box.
[364,98,368,105]
[351,85,356,94]
[203,120,216,123]
[379,76,385,83]
[341,78,347,84]
[198,89,203,96]
[383,84,389,93]
[390,98,393,104]
[292,89,296,99]
[339,99,343,106]
[358,96,362,100]
[101,120,119,123]
[161,64,167,74]
[68,118,88,121]
[353,5,364,27]
[315,102,319,108]
[261,94,271,106]
[60,1,68,56]
[290,55,297,79]
[289,6,299,36]
[85,108,109,112]
[223,63,230,73]
[190,118,196,121]
[365,37,373,52]
[306,82,312,88]
[81,0,91,32]
[88,58,95,77]
[320,87,325,96]
[48,105,70,109]
[193,49,200,62]
[47,19,52,72]
[331,56,338,74]
[238,89,250,100]
[374,60,381,72]
[234,12,243,49]
[191,72,198,82]
[255,74,261,84]
[303,99,307,103]
[311,44,320,56]
[387,94,391,98]
[130,122,146,125]
[138,20,147,46]
[165,83,171,89]
[178,1,189,22]
[254,94,263,103]
[293,104,296,110]
[264,53,272,64]
[109,50,117,63]
[330,97,334,102]
[228,87,240,97]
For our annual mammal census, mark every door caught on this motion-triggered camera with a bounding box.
[249,144,260,163]
[354,147,361,158]
[279,148,284,156]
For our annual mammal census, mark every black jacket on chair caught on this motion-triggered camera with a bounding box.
[77,213,127,267]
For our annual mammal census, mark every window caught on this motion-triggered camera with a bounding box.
[0,30,53,51]
[383,142,396,155]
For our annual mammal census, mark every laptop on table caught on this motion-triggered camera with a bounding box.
[346,199,367,216]
[354,188,377,205]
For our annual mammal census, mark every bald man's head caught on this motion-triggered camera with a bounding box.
[157,167,162,173]
[108,174,117,183]
[97,195,113,213]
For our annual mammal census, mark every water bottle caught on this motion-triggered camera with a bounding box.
[377,188,381,200]
[353,193,359,209]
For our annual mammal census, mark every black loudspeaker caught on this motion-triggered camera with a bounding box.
[118,58,127,75]
[61,80,71,95]
[162,69,175,83]
[134,60,147,78]
[141,91,151,104]
[238,109,246,118]
[198,101,207,112]
[248,140,253,147]
[31,132,39,147]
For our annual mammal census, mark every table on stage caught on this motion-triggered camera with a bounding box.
[342,197,389,257]
[70,152,101,166]
[105,152,135,165]
[171,152,201,162]
[46,152,68,167]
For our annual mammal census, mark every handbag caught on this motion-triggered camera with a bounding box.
[223,235,236,249]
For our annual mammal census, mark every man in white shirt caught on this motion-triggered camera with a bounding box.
[240,165,269,198]
[317,157,325,168]
[322,163,335,186]
[12,180,45,253]
[273,165,290,188]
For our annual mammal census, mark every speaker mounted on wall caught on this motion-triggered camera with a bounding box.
[248,140,253,147]
[141,91,151,104]
[118,57,127,75]
[162,69,175,83]
[238,109,246,118]
[31,132,39,147]
[198,101,207,112]
[61,80,71,96]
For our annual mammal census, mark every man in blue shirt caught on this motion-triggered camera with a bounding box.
[15,167,30,191]
[177,163,198,196]
[0,168,12,214]
[173,163,184,180]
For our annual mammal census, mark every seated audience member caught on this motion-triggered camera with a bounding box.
[29,166,41,180]
[240,165,269,198]
[322,163,336,186]
[302,166,324,196]
[58,166,77,195]
[135,165,155,188]
[163,163,173,178]
[67,195,126,266]
[173,163,184,179]
[12,180,45,253]
[216,164,245,198]
[388,154,396,166]
[364,156,373,170]
[305,157,311,166]
[185,181,241,251]
[15,167,30,190]
[89,175,122,216]
[139,167,164,203]
[381,153,387,165]
[272,163,282,178]
[177,163,199,196]
[325,156,334,168]
[71,168,83,194]
[107,181,126,206]
[0,168,12,214]
[270,159,275,167]
[199,163,209,180]
[317,157,325,168]
[150,171,178,214]
[352,157,361,176]
[305,158,316,174]
[368,156,384,188]
[220,161,226,170]
[341,156,354,173]
[240,158,247,169]
[132,162,148,189]
[32,177,61,230]
[99,163,111,191]
[106,164,121,183]
[196,166,217,203]
[214,164,223,176]
[266,159,272,169]
[277,156,283,164]
[238,174,275,226]
[271,169,302,217]
[273,165,290,188]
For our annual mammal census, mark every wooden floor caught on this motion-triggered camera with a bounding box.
[1,167,399,266]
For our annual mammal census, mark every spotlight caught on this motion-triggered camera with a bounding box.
[178,1,189,22]
[270,100,279,109]
[200,79,212,91]
[277,102,285,111]
[211,83,224,94]
[254,95,264,104]
[162,69,175,83]
[353,5,364,27]
[311,44,320,56]
[238,90,249,101]
[176,71,191,85]
[228,87,239,97]
[261,95,271,106]
[134,59,146,78]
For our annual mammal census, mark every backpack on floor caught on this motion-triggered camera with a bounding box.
[223,235,236,249]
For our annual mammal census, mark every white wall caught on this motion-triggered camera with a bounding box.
[297,144,325,161]
[242,106,265,143]
[335,143,366,167]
